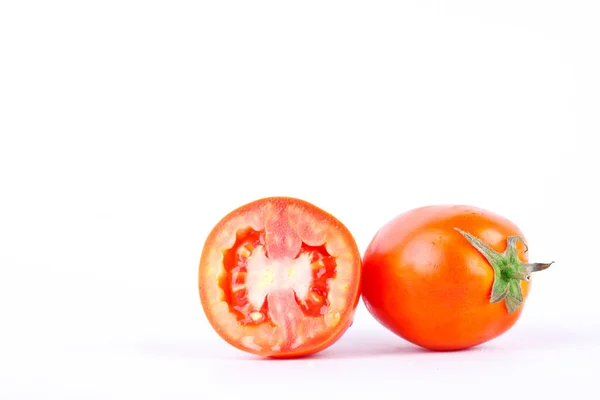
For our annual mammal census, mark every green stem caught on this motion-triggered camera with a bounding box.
[454,228,553,313]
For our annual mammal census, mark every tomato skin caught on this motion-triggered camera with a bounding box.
[361,205,530,351]
[199,197,362,358]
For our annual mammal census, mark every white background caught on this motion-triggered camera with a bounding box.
[1,1,599,399]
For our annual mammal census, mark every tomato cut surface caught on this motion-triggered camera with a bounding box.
[199,197,361,357]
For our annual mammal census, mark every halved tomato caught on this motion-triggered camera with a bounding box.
[198,197,362,358]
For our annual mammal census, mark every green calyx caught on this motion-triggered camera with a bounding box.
[454,228,554,314]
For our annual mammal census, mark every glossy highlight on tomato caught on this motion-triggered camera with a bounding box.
[361,205,553,351]
[199,197,362,358]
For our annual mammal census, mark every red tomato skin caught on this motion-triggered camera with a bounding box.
[361,205,530,351]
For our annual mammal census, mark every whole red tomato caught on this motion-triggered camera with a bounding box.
[361,205,553,351]
[199,197,362,358]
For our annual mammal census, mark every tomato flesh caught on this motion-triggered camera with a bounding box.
[199,197,361,357]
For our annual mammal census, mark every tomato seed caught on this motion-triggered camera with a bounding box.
[249,311,263,321]
[308,290,325,305]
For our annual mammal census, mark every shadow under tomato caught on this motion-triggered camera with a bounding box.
[135,322,599,361]
[250,328,448,361]
[134,328,427,361]
[310,332,494,360]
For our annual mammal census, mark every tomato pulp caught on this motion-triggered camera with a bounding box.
[199,197,362,357]
[361,205,553,351]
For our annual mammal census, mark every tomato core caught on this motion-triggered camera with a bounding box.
[220,227,337,326]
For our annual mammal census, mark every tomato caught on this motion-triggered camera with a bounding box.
[361,205,553,351]
[198,197,362,358]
